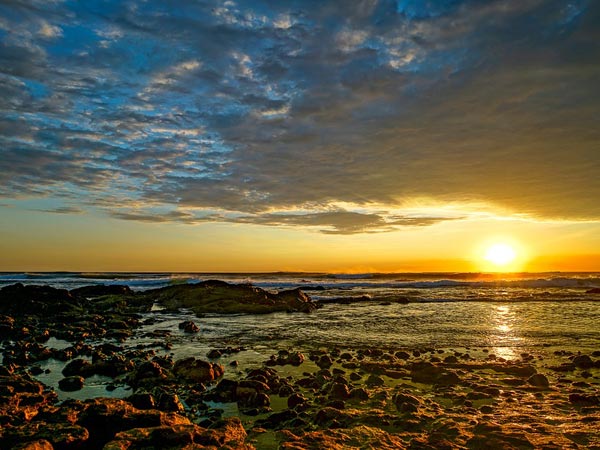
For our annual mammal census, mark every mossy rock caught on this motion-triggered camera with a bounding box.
[139,280,317,315]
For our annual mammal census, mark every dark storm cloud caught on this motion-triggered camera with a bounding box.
[0,0,598,232]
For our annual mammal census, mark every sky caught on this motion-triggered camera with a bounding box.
[0,0,599,272]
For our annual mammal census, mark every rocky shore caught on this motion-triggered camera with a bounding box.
[1,282,599,449]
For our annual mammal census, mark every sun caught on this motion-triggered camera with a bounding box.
[484,243,517,267]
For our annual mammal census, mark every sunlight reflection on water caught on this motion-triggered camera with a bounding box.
[491,304,520,360]
[129,301,600,358]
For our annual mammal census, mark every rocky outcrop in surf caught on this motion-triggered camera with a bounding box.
[139,280,318,315]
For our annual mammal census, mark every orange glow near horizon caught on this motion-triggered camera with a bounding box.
[0,206,599,273]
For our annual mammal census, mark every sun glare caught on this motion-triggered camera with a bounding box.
[485,243,517,267]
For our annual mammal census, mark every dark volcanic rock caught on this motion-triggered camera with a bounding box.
[62,359,94,378]
[572,354,594,369]
[0,314,15,337]
[157,392,184,412]
[207,379,238,403]
[207,349,223,359]
[127,392,157,410]
[314,407,351,428]
[329,382,351,400]
[70,284,133,298]
[14,439,54,450]
[173,357,224,383]
[527,373,550,388]
[178,320,200,333]
[0,283,82,316]
[256,410,299,430]
[569,393,599,406]
[139,280,318,315]
[3,424,90,450]
[350,387,370,401]
[104,417,248,449]
[395,351,411,360]
[266,350,306,367]
[77,398,191,448]
[288,393,308,409]
[131,361,168,386]
[58,376,85,392]
[317,355,333,369]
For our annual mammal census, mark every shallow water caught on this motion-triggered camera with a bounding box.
[130,300,600,362]
[4,272,598,399]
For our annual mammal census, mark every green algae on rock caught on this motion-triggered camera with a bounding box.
[139,280,318,315]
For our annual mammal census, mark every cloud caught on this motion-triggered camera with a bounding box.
[0,0,598,232]
[108,206,461,234]
[111,209,200,224]
[37,22,62,39]
[232,211,460,234]
[34,206,84,214]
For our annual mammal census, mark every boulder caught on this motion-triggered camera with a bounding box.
[157,393,184,412]
[437,371,461,386]
[410,361,443,384]
[173,358,223,383]
[138,280,318,315]
[527,373,550,388]
[62,359,94,378]
[393,392,421,413]
[329,382,351,400]
[317,355,333,369]
[279,426,406,449]
[76,398,191,448]
[350,387,370,401]
[14,440,54,450]
[127,393,156,410]
[395,351,411,360]
[287,393,307,409]
[313,407,352,428]
[207,379,238,403]
[569,393,599,406]
[92,356,135,378]
[1,424,89,450]
[207,349,222,359]
[58,376,85,392]
[573,354,594,369]
[366,374,385,387]
[131,360,168,386]
[0,284,81,316]
[0,314,15,337]
[178,320,200,333]
[70,285,133,298]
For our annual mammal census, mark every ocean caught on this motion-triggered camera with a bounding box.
[2,271,599,353]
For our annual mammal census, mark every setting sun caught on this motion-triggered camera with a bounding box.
[485,243,517,267]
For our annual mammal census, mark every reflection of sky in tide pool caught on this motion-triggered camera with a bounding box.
[34,358,132,401]
[28,338,131,401]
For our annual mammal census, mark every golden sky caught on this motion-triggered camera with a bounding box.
[1,1,599,272]
[1,205,599,272]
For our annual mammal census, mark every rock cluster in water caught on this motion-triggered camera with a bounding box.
[0,282,599,448]
[139,280,319,314]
